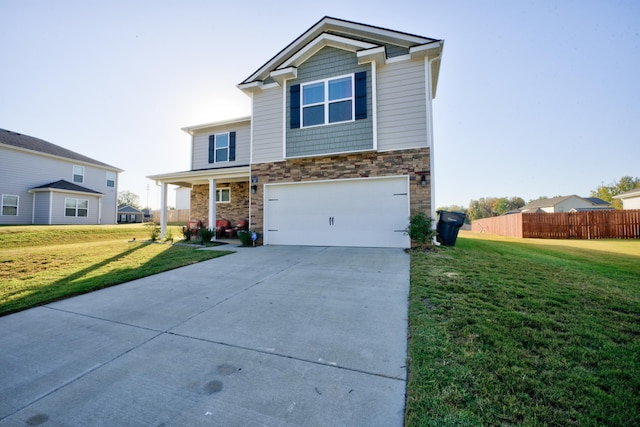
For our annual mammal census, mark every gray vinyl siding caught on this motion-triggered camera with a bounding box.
[191,123,251,170]
[49,193,101,225]
[377,59,429,151]
[252,87,284,163]
[0,146,119,225]
[33,192,51,224]
[286,47,373,157]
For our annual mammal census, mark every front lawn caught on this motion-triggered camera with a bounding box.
[406,232,640,426]
[0,225,232,316]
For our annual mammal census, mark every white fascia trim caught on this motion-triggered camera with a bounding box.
[385,54,411,64]
[409,41,443,59]
[181,116,252,135]
[28,188,104,198]
[237,81,263,95]
[279,33,378,69]
[357,46,386,64]
[147,166,251,183]
[270,67,297,86]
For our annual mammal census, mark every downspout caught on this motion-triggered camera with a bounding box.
[426,54,441,243]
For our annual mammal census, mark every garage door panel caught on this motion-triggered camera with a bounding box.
[265,177,410,248]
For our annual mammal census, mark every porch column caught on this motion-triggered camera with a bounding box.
[208,178,216,240]
[160,182,168,237]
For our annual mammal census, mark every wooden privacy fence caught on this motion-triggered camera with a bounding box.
[472,210,640,239]
[149,209,190,223]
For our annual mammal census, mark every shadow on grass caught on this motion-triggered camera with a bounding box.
[0,243,232,316]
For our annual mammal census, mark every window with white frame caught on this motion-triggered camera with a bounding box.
[106,171,116,188]
[216,188,230,203]
[73,165,84,183]
[302,75,353,127]
[1,194,18,216]
[208,132,236,164]
[65,198,88,217]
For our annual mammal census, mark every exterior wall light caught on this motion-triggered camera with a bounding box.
[421,175,427,187]
[251,185,257,194]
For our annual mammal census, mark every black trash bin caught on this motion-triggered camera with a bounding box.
[436,211,466,246]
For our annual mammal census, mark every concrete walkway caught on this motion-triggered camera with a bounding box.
[0,246,410,426]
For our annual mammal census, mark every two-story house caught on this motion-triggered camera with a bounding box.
[148,17,443,248]
[0,128,122,225]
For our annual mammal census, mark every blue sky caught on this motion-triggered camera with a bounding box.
[1,0,638,210]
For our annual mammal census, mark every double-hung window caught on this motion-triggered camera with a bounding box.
[73,165,84,183]
[65,198,88,217]
[216,188,230,203]
[106,171,116,188]
[290,71,367,129]
[302,75,353,127]
[208,132,236,164]
[1,195,18,216]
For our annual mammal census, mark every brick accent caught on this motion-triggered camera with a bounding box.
[190,182,250,227]
[250,148,431,233]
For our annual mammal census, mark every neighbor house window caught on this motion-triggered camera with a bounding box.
[73,165,84,183]
[1,194,18,216]
[208,132,236,164]
[65,198,88,217]
[216,188,230,203]
[106,171,116,188]
[290,72,367,129]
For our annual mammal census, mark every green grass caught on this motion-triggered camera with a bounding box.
[0,225,233,316]
[406,232,640,426]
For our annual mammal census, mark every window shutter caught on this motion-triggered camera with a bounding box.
[290,84,300,129]
[355,71,367,120]
[229,132,236,161]
[208,135,215,163]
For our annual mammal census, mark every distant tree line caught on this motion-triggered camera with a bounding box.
[437,176,640,221]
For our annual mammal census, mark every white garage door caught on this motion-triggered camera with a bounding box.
[264,176,410,248]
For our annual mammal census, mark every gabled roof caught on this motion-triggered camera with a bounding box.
[30,179,103,195]
[0,128,122,171]
[583,197,610,206]
[118,205,143,213]
[613,187,640,199]
[238,16,443,96]
[522,195,578,209]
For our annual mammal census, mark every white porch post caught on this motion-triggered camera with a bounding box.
[208,178,216,240]
[160,182,168,237]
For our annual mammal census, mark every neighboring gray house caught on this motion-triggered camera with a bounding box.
[118,205,143,223]
[521,195,611,213]
[149,17,444,248]
[0,128,122,225]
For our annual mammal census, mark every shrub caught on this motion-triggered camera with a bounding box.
[406,212,435,249]
[147,222,161,242]
[164,227,174,243]
[238,230,258,246]
[199,227,215,245]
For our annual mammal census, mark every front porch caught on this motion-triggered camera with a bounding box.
[147,166,250,240]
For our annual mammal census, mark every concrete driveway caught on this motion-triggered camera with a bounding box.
[0,245,409,426]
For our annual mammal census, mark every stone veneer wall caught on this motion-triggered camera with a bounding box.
[250,148,431,233]
[190,182,250,227]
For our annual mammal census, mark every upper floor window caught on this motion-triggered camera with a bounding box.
[1,194,18,216]
[302,75,353,127]
[208,132,236,164]
[73,165,84,183]
[290,71,367,129]
[65,198,88,217]
[216,188,230,203]
[106,171,116,188]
